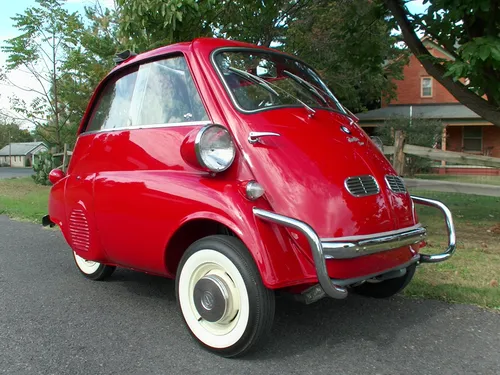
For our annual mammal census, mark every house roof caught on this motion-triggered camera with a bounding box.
[355,104,482,122]
[0,142,47,156]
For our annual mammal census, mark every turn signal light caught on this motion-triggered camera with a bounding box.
[245,181,265,200]
[48,169,65,185]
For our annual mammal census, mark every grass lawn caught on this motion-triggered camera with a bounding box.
[0,178,498,309]
[405,189,500,310]
[415,173,500,186]
[0,177,50,222]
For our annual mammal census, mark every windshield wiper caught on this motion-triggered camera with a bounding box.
[283,70,328,106]
[228,66,316,117]
[228,66,280,97]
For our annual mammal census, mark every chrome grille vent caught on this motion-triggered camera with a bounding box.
[69,209,90,252]
[385,175,406,193]
[345,175,379,197]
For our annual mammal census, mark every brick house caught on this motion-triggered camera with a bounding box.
[356,38,500,175]
[0,142,48,167]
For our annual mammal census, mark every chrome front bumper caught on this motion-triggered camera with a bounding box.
[253,195,456,299]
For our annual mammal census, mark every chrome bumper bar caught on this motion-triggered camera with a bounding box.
[253,195,456,299]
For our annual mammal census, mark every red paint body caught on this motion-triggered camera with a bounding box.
[48,38,424,291]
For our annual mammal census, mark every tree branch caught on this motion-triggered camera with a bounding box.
[384,0,500,127]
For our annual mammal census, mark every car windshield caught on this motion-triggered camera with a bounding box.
[213,50,347,114]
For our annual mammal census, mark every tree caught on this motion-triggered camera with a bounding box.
[1,0,83,150]
[214,0,312,47]
[115,0,217,52]
[383,0,500,127]
[285,0,407,113]
[58,1,124,147]
[0,116,34,149]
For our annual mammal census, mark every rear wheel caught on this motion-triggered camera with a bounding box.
[350,263,417,298]
[73,251,116,281]
[176,235,275,358]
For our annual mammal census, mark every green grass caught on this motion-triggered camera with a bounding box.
[0,179,498,308]
[0,177,50,222]
[415,174,500,186]
[404,189,500,309]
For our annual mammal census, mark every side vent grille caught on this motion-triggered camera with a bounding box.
[385,175,407,193]
[345,175,379,197]
[68,209,90,252]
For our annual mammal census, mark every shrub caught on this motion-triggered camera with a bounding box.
[32,152,57,185]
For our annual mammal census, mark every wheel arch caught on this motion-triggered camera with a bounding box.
[163,209,317,290]
[164,213,244,277]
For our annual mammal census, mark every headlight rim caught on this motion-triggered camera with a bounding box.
[194,124,236,173]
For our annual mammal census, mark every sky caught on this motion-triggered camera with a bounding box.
[0,0,429,130]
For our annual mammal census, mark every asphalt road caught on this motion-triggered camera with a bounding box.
[1,216,499,375]
[0,167,34,179]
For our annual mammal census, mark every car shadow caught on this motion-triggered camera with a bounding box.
[104,268,446,360]
[244,293,446,360]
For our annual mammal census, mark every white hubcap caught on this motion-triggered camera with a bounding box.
[73,252,101,274]
[178,249,250,349]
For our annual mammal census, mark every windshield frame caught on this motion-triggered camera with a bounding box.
[210,47,348,116]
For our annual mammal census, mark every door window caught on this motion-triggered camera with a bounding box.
[85,55,208,133]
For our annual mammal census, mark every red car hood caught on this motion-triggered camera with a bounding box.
[232,108,416,238]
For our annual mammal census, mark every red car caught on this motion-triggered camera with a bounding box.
[44,38,456,357]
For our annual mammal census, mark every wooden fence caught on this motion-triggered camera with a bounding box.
[383,130,500,175]
[52,143,73,173]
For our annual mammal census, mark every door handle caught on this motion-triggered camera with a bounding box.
[248,132,281,144]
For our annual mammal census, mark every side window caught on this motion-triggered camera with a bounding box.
[129,56,209,125]
[85,55,208,132]
[86,71,138,132]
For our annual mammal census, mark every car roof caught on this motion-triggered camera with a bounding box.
[110,37,289,74]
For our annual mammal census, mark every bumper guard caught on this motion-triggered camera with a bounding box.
[253,195,456,299]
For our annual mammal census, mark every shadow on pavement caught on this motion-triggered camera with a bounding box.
[100,267,445,360]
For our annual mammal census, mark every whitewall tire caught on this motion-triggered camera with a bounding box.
[73,251,116,281]
[176,235,275,357]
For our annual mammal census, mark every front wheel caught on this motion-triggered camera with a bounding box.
[350,263,417,298]
[176,235,275,358]
[73,251,116,281]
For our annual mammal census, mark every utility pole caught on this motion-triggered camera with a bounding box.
[8,129,12,167]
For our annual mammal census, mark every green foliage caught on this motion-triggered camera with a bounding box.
[2,0,408,141]
[1,0,83,150]
[413,0,500,108]
[32,151,57,185]
[375,116,444,176]
[0,117,34,149]
[115,0,217,51]
[284,0,407,113]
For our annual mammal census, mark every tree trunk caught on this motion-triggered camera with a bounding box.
[384,0,500,127]
[52,32,61,150]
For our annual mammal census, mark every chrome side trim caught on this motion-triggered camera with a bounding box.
[321,223,423,242]
[252,208,348,299]
[322,226,426,259]
[248,132,281,144]
[81,120,211,136]
[331,254,420,286]
[411,196,456,263]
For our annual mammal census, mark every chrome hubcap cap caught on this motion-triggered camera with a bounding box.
[193,274,233,323]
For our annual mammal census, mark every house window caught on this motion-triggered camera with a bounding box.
[421,77,433,97]
[463,126,482,152]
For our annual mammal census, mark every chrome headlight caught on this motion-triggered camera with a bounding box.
[195,125,236,172]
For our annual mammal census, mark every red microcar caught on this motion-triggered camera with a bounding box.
[44,38,456,357]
